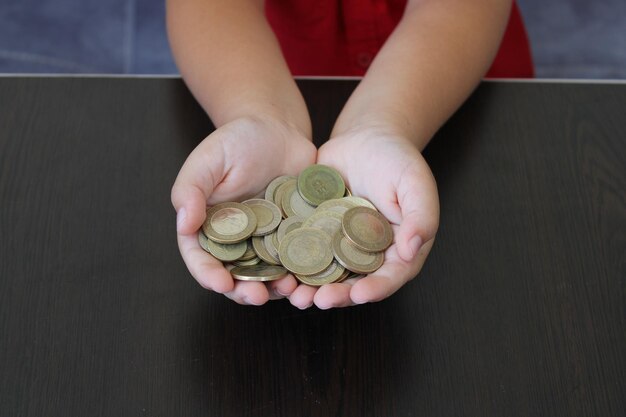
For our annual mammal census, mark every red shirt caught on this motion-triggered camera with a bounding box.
[266,0,534,78]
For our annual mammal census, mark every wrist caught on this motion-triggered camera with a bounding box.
[330,113,428,151]
[213,97,312,141]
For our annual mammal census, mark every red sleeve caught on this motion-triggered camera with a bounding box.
[266,0,534,78]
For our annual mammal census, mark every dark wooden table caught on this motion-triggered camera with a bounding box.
[0,77,624,416]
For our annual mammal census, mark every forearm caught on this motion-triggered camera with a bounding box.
[331,0,512,150]
[166,0,311,137]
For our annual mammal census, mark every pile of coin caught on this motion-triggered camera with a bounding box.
[198,164,393,286]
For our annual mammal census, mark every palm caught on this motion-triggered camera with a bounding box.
[288,131,439,309]
[172,116,316,304]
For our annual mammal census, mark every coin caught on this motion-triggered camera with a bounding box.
[297,164,345,206]
[273,178,297,218]
[281,181,315,218]
[315,198,358,215]
[263,232,280,262]
[342,196,377,210]
[276,215,306,244]
[252,236,280,265]
[238,240,257,261]
[278,227,334,275]
[198,232,248,261]
[198,230,211,252]
[202,202,257,244]
[231,264,288,282]
[342,206,393,252]
[332,233,384,274]
[295,260,345,286]
[264,175,296,204]
[243,198,282,236]
[232,256,261,267]
[302,210,343,239]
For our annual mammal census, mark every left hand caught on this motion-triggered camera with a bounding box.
[288,127,440,309]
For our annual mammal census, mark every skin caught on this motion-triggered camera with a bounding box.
[167,0,512,308]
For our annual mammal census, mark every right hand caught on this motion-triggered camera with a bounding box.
[171,115,316,305]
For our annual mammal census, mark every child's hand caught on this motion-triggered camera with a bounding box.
[289,127,440,309]
[171,116,316,305]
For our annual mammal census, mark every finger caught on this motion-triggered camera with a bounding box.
[350,239,435,304]
[171,137,225,235]
[267,274,299,300]
[224,280,270,305]
[177,233,234,293]
[288,284,318,309]
[313,282,355,309]
[394,170,439,263]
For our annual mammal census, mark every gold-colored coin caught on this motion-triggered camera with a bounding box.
[335,268,352,283]
[263,232,280,262]
[342,206,393,252]
[198,230,211,252]
[315,198,358,215]
[332,233,384,274]
[232,256,261,267]
[344,186,352,197]
[276,215,305,244]
[342,196,377,210]
[273,178,297,218]
[264,175,296,205]
[295,260,346,286]
[238,240,256,261]
[243,198,282,236]
[231,264,288,282]
[281,181,315,218]
[278,227,333,275]
[198,232,248,261]
[202,202,257,244]
[297,164,345,206]
[252,236,280,265]
[302,210,343,239]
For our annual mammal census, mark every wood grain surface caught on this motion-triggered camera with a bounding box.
[0,77,624,416]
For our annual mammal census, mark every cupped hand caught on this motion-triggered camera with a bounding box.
[171,115,316,305]
[289,127,440,309]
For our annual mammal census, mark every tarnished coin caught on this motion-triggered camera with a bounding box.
[332,233,384,274]
[297,164,345,206]
[231,264,288,282]
[276,215,305,244]
[278,227,333,275]
[302,210,343,239]
[252,236,281,265]
[264,175,296,204]
[243,198,282,236]
[198,232,248,261]
[295,260,345,286]
[342,196,377,210]
[315,198,358,215]
[335,268,353,283]
[203,202,257,244]
[232,256,261,267]
[342,206,393,252]
[264,232,280,262]
[238,240,257,261]
[281,181,315,218]
[198,230,211,252]
[273,178,297,218]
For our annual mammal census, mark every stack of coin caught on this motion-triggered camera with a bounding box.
[197,164,393,285]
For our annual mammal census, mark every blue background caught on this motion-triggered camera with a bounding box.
[0,0,624,78]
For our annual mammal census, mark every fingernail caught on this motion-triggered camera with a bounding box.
[408,235,422,259]
[176,207,187,232]
[275,288,288,297]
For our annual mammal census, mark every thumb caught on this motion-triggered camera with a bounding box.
[171,139,225,235]
[394,174,439,262]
